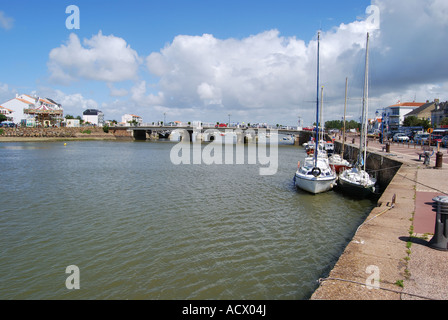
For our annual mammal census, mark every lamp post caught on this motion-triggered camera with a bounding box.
[228,113,231,127]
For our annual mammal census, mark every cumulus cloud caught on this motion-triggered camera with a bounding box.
[48,31,141,84]
[130,80,165,107]
[0,82,17,103]
[0,11,13,30]
[370,0,448,90]
[39,0,448,125]
[107,83,128,97]
[140,0,448,125]
[146,30,311,113]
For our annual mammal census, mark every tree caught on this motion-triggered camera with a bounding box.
[324,119,360,131]
[403,116,430,130]
[403,116,420,127]
[0,114,7,123]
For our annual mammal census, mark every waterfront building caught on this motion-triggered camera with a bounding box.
[65,119,80,127]
[0,106,14,121]
[431,100,448,127]
[404,100,437,123]
[82,109,104,126]
[122,114,142,125]
[0,94,63,126]
[384,101,425,132]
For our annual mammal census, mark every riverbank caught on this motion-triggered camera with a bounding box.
[311,137,448,300]
[0,126,119,142]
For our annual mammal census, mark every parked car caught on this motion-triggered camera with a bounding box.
[429,135,443,146]
[441,135,448,148]
[393,133,409,142]
[0,121,15,127]
[215,123,227,128]
[414,133,430,145]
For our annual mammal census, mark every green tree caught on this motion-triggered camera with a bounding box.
[0,114,7,123]
[403,116,431,130]
[403,116,420,127]
[76,115,85,124]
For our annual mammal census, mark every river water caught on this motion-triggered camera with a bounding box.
[0,139,375,299]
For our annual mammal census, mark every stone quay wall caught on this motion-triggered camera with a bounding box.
[0,127,116,139]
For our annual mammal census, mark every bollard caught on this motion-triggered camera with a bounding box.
[386,142,390,153]
[424,151,431,165]
[436,151,443,168]
[429,196,448,251]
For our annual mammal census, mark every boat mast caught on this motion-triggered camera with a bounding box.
[314,31,320,166]
[360,32,370,171]
[341,77,348,157]
[320,86,324,142]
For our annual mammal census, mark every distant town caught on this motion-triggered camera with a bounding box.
[1,93,448,140]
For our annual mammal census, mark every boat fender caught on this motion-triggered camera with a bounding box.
[311,167,321,177]
[297,161,300,169]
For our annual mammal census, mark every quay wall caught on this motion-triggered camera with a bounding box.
[0,127,117,140]
[311,139,412,300]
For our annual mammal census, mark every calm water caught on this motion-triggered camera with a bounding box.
[0,140,375,299]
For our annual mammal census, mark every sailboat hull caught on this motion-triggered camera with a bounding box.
[295,173,336,194]
[337,175,375,198]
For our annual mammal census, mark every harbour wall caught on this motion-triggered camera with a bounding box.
[0,126,117,140]
[334,140,402,192]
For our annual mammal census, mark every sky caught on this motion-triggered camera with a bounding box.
[1,0,448,126]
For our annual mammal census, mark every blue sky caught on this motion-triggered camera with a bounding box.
[1,0,448,125]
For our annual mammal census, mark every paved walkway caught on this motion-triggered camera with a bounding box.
[311,135,448,300]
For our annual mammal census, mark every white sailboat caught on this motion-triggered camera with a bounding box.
[338,33,376,198]
[329,77,352,173]
[295,32,337,194]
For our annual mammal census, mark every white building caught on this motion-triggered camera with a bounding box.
[0,106,14,121]
[122,114,142,125]
[384,102,425,132]
[0,94,35,124]
[65,119,80,127]
[83,109,104,126]
[0,94,63,125]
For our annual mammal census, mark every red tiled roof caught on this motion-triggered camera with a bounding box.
[389,102,425,107]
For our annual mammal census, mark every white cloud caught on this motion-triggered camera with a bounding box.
[0,83,17,103]
[197,82,222,106]
[38,0,448,125]
[130,80,165,107]
[48,31,141,84]
[107,83,128,97]
[0,11,13,30]
[139,0,448,125]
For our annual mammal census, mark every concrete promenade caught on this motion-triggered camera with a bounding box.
[311,136,448,300]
